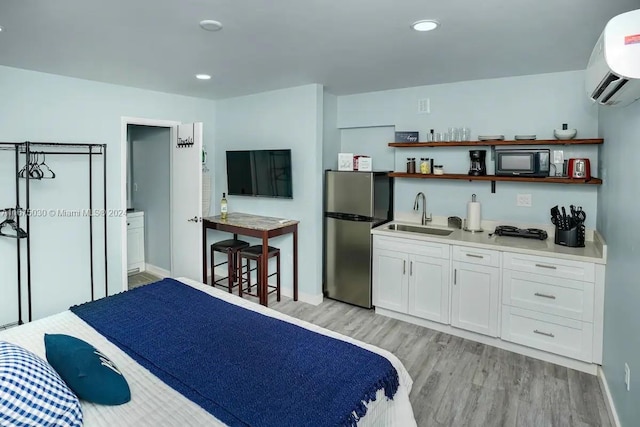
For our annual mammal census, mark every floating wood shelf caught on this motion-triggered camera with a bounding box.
[388,138,603,148]
[388,173,602,193]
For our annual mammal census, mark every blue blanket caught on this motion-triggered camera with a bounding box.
[70,279,399,426]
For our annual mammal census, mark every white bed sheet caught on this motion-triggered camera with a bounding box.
[0,278,417,427]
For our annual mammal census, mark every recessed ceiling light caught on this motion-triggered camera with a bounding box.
[411,20,440,32]
[199,20,223,32]
[196,74,212,80]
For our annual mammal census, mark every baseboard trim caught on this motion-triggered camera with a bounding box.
[598,367,621,427]
[212,267,323,306]
[145,264,171,278]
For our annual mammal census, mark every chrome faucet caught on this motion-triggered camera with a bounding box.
[413,192,432,225]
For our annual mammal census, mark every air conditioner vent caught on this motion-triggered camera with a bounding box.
[601,79,629,104]
[591,72,620,101]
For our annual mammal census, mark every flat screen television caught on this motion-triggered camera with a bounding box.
[226,149,293,198]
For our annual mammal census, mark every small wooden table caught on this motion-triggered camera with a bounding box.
[202,213,299,306]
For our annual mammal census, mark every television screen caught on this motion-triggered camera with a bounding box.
[226,149,293,198]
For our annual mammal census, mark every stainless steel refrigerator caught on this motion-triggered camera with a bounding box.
[323,170,393,308]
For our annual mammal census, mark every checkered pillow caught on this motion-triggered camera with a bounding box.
[0,341,83,427]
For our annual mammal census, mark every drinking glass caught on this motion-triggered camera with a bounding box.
[461,127,471,141]
[448,127,458,142]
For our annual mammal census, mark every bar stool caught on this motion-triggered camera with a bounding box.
[238,245,281,305]
[210,239,250,292]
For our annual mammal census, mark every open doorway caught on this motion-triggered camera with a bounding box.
[120,117,204,293]
[126,124,172,289]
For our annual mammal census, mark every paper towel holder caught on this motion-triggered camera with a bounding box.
[463,194,484,233]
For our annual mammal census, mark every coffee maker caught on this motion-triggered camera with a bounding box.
[468,150,487,176]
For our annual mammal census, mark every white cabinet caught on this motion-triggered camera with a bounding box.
[373,236,450,324]
[373,248,407,313]
[501,252,600,363]
[127,211,145,273]
[451,246,501,337]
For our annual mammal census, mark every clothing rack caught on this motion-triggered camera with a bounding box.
[0,141,107,324]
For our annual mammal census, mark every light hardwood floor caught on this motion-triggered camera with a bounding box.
[268,297,613,427]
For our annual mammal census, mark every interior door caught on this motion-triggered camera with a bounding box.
[171,123,203,280]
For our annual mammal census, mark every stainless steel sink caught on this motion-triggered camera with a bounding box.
[386,223,454,236]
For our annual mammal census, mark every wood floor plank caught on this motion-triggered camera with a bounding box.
[268,297,611,427]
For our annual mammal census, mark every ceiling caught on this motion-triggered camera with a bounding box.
[0,1,638,100]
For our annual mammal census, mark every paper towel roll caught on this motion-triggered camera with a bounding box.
[466,201,482,231]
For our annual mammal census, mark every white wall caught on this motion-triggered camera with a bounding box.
[212,84,324,299]
[322,91,340,171]
[337,70,600,228]
[129,125,171,271]
[597,99,640,427]
[0,65,215,322]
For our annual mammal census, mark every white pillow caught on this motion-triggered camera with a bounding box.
[0,341,83,427]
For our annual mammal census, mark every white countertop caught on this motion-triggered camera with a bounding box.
[371,219,606,265]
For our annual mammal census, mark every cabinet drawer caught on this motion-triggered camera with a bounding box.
[453,246,500,267]
[127,215,144,229]
[503,252,594,282]
[501,306,593,362]
[373,235,449,259]
[503,270,594,321]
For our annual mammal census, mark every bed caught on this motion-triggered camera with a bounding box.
[0,277,416,426]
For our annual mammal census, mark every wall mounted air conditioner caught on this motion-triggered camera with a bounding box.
[585,9,640,107]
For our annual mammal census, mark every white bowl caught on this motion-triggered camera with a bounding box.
[554,128,577,140]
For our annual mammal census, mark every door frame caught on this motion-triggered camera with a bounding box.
[120,117,180,292]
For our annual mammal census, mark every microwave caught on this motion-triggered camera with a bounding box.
[495,149,550,177]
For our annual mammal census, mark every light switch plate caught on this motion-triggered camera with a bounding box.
[516,194,532,207]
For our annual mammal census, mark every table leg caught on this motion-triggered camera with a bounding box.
[202,223,208,284]
[261,232,269,306]
[293,225,298,301]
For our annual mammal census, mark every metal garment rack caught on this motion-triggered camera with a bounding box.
[0,141,107,324]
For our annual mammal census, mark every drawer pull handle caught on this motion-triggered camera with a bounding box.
[534,292,556,300]
[466,254,484,259]
[533,329,555,338]
[535,263,557,270]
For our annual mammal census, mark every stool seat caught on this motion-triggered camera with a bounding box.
[239,245,280,257]
[211,239,249,252]
[210,239,250,293]
[238,245,281,305]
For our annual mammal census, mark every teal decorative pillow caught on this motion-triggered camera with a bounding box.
[44,334,131,405]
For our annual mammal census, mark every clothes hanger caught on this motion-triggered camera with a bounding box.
[28,152,44,179]
[38,152,56,179]
[0,209,28,239]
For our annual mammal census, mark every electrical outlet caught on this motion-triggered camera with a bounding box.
[553,150,564,164]
[516,194,532,207]
[418,98,430,114]
[625,363,631,391]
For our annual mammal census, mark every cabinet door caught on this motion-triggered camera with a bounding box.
[451,261,500,336]
[372,248,408,312]
[127,227,145,269]
[408,254,450,324]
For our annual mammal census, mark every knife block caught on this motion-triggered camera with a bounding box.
[554,223,585,247]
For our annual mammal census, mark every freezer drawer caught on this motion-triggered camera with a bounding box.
[324,217,373,308]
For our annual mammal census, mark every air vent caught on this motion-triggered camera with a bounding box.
[591,72,621,101]
[601,79,629,104]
